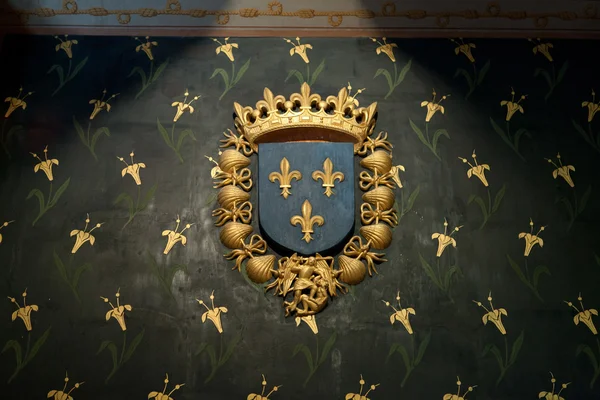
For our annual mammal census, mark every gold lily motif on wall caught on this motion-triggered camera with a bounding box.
[162,215,194,254]
[528,38,569,102]
[283,37,325,86]
[48,372,84,400]
[8,289,38,332]
[119,151,146,185]
[0,220,14,244]
[432,218,462,257]
[2,86,32,157]
[130,36,170,100]
[382,291,415,334]
[546,153,575,187]
[292,332,337,387]
[473,291,507,335]
[89,89,119,120]
[247,374,281,399]
[409,89,450,161]
[345,375,379,399]
[101,288,131,331]
[370,37,412,99]
[197,291,228,334]
[211,37,251,101]
[28,146,71,226]
[539,372,569,400]
[458,151,506,230]
[565,293,598,335]
[157,89,198,163]
[449,38,491,100]
[49,35,88,96]
[573,89,600,155]
[4,86,33,118]
[148,374,184,400]
[491,87,530,162]
[73,89,117,160]
[70,213,103,253]
[443,377,476,400]
[519,218,545,257]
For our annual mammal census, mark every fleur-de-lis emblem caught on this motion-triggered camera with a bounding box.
[545,152,575,187]
[48,372,84,400]
[450,38,476,63]
[382,291,415,334]
[31,145,59,181]
[431,218,462,257]
[8,289,38,331]
[54,34,78,59]
[247,374,282,399]
[565,293,598,335]
[135,36,158,60]
[582,89,599,123]
[89,89,119,120]
[100,288,131,331]
[312,158,344,197]
[171,89,200,122]
[4,86,33,118]
[118,151,146,185]
[0,220,14,244]
[70,213,103,254]
[538,372,570,400]
[196,290,228,334]
[162,215,194,254]
[458,150,490,187]
[443,377,476,400]
[213,37,238,62]
[421,89,450,122]
[518,218,545,257]
[473,291,508,335]
[345,374,380,400]
[528,38,554,62]
[290,200,324,243]
[284,37,312,64]
[370,37,398,62]
[148,373,184,400]
[500,87,527,121]
[269,157,302,199]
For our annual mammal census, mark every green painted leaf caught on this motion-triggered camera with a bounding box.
[396,59,412,85]
[532,265,550,290]
[409,118,430,149]
[374,68,393,90]
[405,185,420,213]
[72,263,92,289]
[167,264,187,291]
[222,330,242,364]
[492,184,507,213]
[432,129,450,154]
[443,266,459,291]
[176,128,196,152]
[26,189,45,211]
[106,342,119,369]
[71,56,89,78]
[454,68,474,90]
[141,183,158,210]
[579,185,592,214]
[415,330,431,365]
[53,251,68,282]
[506,254,528,285]
[233,58,251,85]
[482,343,493,357]
[576,344,599,371]
[392,344,411,370]
[318,332,337,365]
[72,116,85,143]
[157,118,171,146]
[309,59,326,85]
[488,345,505,372]
[467,194,476,205]
[49,178,70,208]
[489,117,507,140]
[572,120,594,146]
[418,253,441,289]
[210,68,229,83]
[473,196,488,221]
[123,328,145,363]
[27,326,51,362]
[48,64,64,84]
[152,59,170,83]
[5,125,23,141]
[96,340,112,355]
[509,331,524,366]
[114,192,135,215]
[2,340,22,366]
[556,61,569,84]
[477,60,491,85]
[128,66,147,84]
[558,197,574,219]
[386,343,399,363]
[194,342,208,356]
[534,68,553,88]
[90,127,110,157]
[513,128,531,152]
[297,345,314,370]
[285,69,304,84]
[292,343,304,357]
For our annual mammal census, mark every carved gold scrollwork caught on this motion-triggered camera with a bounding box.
[213,167,253,190]
[360,203,398,226]
[212,201,253,226]
[359,170,396,191]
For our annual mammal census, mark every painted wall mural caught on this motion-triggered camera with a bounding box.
[0,35,599,399]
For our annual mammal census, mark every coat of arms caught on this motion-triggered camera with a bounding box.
[209,83,402,333]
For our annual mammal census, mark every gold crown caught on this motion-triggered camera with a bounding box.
[233,82,378,153]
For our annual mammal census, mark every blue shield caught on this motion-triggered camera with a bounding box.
[258,142,355,256]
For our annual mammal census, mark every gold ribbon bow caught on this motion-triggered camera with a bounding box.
[220,129,254,156]
[360,203,398,226]
[343,235,387,275]
[357,131,393,156]
[225,234,267,271]
[359,170,395,191]
[212,201,253,226]
[213,167,253,190]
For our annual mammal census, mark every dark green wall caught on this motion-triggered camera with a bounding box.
[0,35,599,399]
